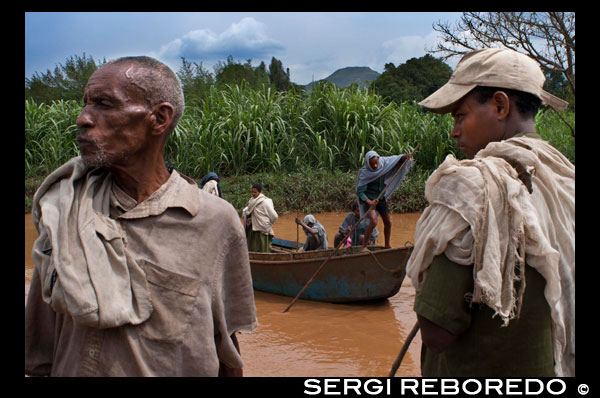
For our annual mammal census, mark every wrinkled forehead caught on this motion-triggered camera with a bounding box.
[86,63,146,102]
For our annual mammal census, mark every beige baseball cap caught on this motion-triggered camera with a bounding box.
[419,48,569,114]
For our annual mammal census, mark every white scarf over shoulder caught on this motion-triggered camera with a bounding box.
[31,157,153,329]
[406,135,574,376]
[242,193,278,236]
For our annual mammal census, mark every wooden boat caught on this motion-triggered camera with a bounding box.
[248,245,412,303]
[271,237,303,250]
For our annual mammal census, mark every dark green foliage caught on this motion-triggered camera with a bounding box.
[544,69,575,110]
[268,57,291,91]
[25,53,104,103]
[214,56,270,89]
[370,55,453,105]
[176,57,215,104]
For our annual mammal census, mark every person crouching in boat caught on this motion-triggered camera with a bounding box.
[333,202,378,248]
[242,183,278,252]
[295,214,328,251]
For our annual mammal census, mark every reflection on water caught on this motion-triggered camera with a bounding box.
[25,211,423,377]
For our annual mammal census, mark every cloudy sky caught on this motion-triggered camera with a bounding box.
[25,12,462,86]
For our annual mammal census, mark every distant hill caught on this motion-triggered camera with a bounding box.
[303,66,380,92]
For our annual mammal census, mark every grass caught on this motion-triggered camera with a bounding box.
[25,83,575,214]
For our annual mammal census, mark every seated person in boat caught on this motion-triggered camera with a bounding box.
[242,183,278,252]
[295,214,328,251]
[334,202,378,247]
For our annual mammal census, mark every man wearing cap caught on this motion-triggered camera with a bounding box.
[406,48,574,376]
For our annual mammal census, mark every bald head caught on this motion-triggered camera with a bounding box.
[102,56,185,135]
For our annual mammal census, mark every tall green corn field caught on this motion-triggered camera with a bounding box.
[25,99,82,177]
[25,83,575,180]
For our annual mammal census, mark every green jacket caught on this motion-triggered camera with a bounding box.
[415,253,554,377]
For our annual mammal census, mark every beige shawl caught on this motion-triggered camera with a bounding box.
[406,135,574,376]
[31,157,153,329]
[242,193,278,236]
[202,179,220,197]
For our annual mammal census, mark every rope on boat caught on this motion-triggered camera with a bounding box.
[366,241,413,274]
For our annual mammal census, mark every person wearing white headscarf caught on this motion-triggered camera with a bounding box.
[295,214,328,251]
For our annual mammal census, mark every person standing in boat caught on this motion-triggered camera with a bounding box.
[242,183,278,252]
[295,214,328,251]
[334,202,378,248]
[356,150,413,252]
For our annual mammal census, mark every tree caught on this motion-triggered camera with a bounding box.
[214,56,269,89]
[176,57,215,103]
[370,55,453,104]
[268,57,290,91]
[256,61,270,86]
[429,12,575,102]
[25,53,105,103]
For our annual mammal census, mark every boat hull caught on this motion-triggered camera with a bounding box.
[249,246,412,303]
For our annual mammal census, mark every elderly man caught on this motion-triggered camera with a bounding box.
[407,48,574,377]
[25,56,257,377]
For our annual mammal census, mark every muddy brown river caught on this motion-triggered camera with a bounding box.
[25,211,423,377]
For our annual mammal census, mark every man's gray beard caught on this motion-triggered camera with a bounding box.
[78,137,130,169]
[81,149,111,168]
[81,148,130,169]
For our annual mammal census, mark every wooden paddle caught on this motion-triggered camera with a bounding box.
[282,144,420,313]
[388,321,420,377]
[296,215,299,250]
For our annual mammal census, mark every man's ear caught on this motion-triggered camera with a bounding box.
[151,102,175,136]
[492,91,511,121]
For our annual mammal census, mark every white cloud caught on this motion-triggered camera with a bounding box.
[151,17,284,62]
[380,30,441,66]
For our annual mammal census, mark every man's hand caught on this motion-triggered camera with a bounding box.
[366,198,378,207]
[218,333,243,377]
[417,314,457,354]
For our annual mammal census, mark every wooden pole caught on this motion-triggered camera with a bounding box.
[388,321,420,377]
[282,144,419,313]
[296,211,300,250]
